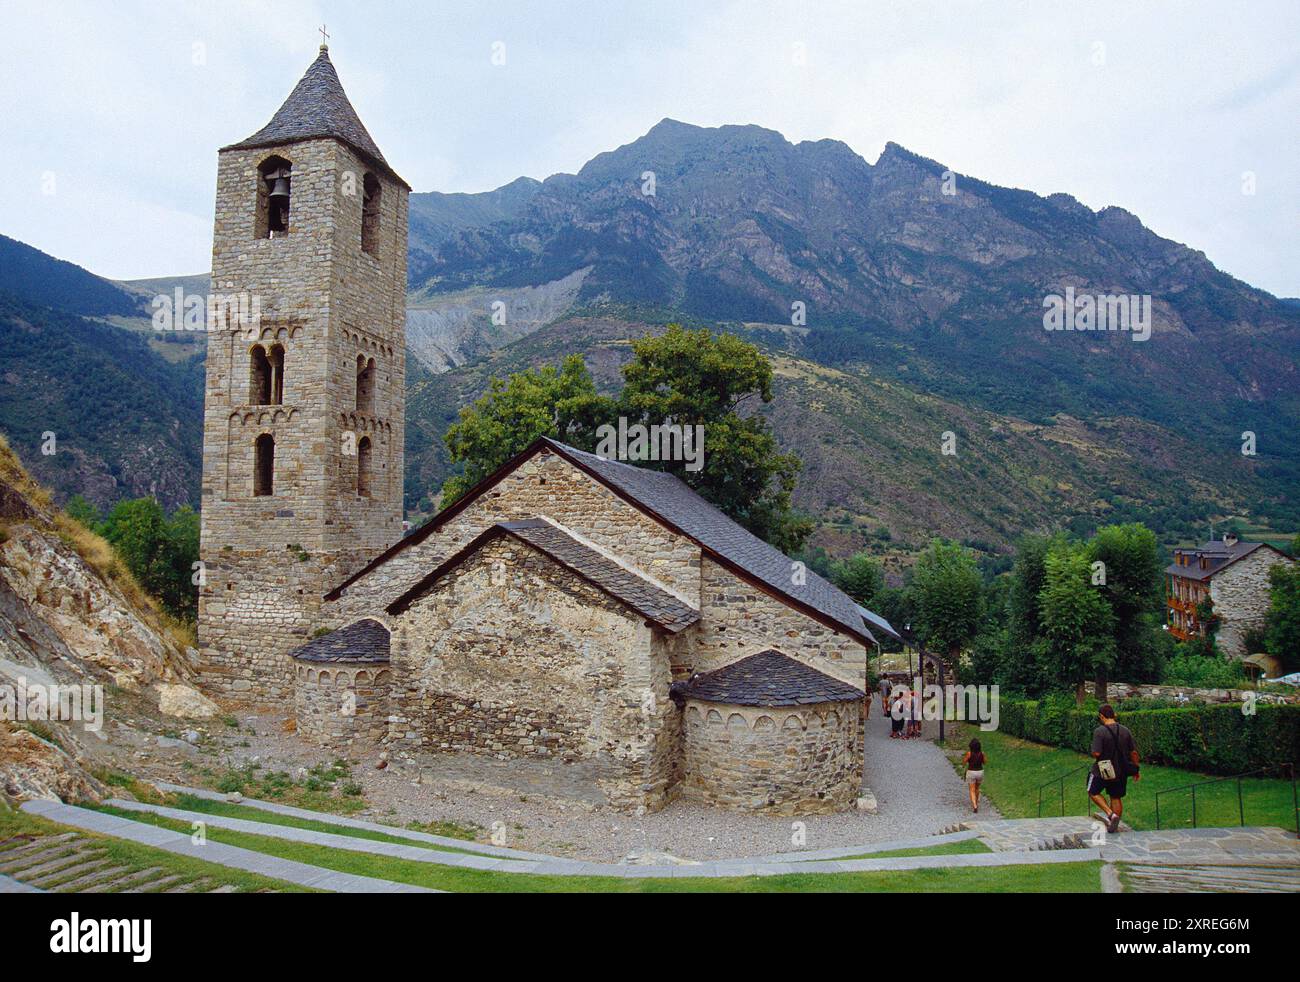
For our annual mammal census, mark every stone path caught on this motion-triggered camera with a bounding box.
[19,800,438,893]
[860,711,1001,835]
[0,828,234,894]
[14,794,1300,891]
[1119,863,1300,893]
[97,795,1100,878]
[154,782,561,861]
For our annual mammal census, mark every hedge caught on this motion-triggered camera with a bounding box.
[997,699,1300,776]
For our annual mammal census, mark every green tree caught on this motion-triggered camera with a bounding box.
[64,494,100,529]
[1086,523,1164,698]
[441,325,813,553]
[1038,542,1116,703]
[616,324,810,552]
[831,552,884,607]
[99,498,200,621]
[1264,563,1300,673]
[912,539,983,671]
[442,355,611,503]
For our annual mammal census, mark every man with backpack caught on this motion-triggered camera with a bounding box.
[1087,704,1140,834]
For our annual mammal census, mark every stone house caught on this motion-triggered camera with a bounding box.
[197,47,880,814]
[1165,534,1295,659]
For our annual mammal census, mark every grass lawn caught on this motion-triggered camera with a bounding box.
[941,724,1299,833]
[831,838,992,861]
[160,794,503,859]
[93,805,1098,892]
[0,801,309,893]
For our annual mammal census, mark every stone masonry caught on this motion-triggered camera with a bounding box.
[197,49,409,701]
[1210,548,1294,659]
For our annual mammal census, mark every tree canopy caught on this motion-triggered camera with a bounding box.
[441,324,811,552]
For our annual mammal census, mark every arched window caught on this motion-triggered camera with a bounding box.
[268,343,285,405]
[250,345,271,405]
[357,436,373,497]
[257,156,292,238]
[361,173,381,256]
[355,355,376,414]
[253,434,275,496]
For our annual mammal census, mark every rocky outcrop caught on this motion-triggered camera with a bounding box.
[0,722,107,804]
[0,439,217,802]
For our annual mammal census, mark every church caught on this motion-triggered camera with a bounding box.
[196,46,887,814]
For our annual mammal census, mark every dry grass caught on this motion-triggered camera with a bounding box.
[0,431,194,655]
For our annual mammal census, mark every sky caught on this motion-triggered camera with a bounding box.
[1,0,1296,295]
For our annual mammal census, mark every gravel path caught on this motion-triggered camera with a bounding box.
[861,709,1001,839]
[131,707,996,864]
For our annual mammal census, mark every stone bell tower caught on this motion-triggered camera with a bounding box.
[197,44,409,700]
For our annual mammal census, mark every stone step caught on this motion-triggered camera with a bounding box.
[0,833,78,857]
[164,878,214,893]
[0,843,84,876]
[25,852,111,888]
[1123,864,1300,893]
[84,867,165,893]
[207,884,240,893]
[50,862,136,892]
[126,874,186,894]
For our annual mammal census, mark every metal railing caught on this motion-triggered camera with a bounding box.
[1154,763,1298,835]
[1036,763,1091,818]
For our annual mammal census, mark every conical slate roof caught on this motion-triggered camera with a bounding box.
[223,46,408,188]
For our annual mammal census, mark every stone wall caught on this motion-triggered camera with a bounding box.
[691,556,868,689]
[1086,680,1296,706]
[198,135,408,698]
[677,699,862,814]
[333,448,701,619]
[293,661,391,750]
[388,535,678,811]
[1210,549,1295,660]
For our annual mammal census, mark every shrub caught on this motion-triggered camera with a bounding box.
[997,697,1300,775]
[1161,652,1248,688]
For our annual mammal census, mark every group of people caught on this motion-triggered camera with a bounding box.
[874,674,1140,824]
[878,677,924,739]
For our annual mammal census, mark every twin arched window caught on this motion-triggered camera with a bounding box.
[249,344,284,405]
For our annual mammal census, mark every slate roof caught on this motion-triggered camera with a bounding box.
[289,618,390,663]
[223,47,409,189]
[551,441,870,642]
[1165,539,1279,583]
[671,649,865,708]
[856,604,896,642]
[329,437,873,645]
[386,519,701,632]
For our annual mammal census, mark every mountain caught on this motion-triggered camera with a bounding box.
[0,234,141,318]
[404,120,1300,546]
[0,241,205,511]
[3,119,1297,554]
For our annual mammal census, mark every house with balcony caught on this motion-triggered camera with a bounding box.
[1165,534,1295,659]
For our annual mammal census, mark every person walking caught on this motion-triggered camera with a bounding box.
[879,676,892,721]
[890,689,906,739]
[1087,704,1140,834]
[962,738,986,813]
[910,685,924,737]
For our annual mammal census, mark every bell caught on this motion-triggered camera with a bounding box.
[269,176,290,203]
